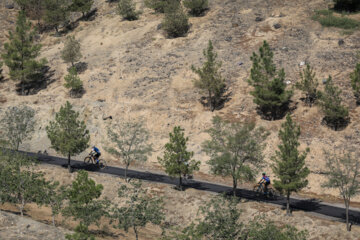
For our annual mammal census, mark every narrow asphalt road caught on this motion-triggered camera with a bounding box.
[27,151,360,225]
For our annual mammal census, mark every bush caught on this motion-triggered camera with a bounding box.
[334,0,360,12]
[312,10,360,29]
[144,0,179,13]
[183,0,208,16]
[64,67,83,97]
[162,3,190,38]
[118,0,140,20]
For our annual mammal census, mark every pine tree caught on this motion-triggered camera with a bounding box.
[1,11,47,95]
[61,36,82,67]
[106,120,153,182]
[162,2,190,38]
[183,0,208,16]
[350,63,360,104]
[44,0,70,34]
[118,0,140,21]
[318,76,349,130]
[192,40,226,112]
[248,41,292,120]
[71,0,94,18]
[46,101,90,172]
[271,114,310,216]
[203,116,268,196]
[158,126,200,190]
[295,64,319,106]
[64,67,83,98]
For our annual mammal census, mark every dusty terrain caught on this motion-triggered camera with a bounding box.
[1,0,360,238]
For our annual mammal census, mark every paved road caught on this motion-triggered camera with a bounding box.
[28,151,360,225]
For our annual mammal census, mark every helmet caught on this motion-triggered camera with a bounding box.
[262,172,266,175]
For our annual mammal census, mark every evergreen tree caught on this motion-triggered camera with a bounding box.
[248,41,292,120]
[64,67,83,98]
[144,0,180,13]
[71,0,94,18]
[322,150,360,231]
[66,223,95,240]
[271,114,310,216]
[61,36,82,67]
[1,11,47,95]
[112,180,164,240]
[183,0,208,16]
[350,63,360,104]
[192,40,226,112]
[44,0,70,34]
[46,101,90,172]
[63,170,109,231]
[318,76,349,130]
[295,64,319,106]
[158,126,200,190]
[203,116,268,196]
[162,2,190,38]
[106,120,153,181]
[117,0,140,21]
[0,105,36,151]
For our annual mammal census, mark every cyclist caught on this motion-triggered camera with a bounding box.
[91,146,101,164]
[259,172,271,194]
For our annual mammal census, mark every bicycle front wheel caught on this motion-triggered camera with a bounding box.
[84,156,93,164]
[99,159,107,169]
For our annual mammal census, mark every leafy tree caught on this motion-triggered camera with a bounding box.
[64,67,83,98]
[63,170,109,231]
[162,2,190,38]
[61,36,82,67]
[183,0,208,16]
[44,0,70,34]
[70,0,94,17]
[350,63,360,104]
[248,41,292,120]
[46,101,89,172]
[322,150,360,231]
[271,114,310,216]
[144,0,179,13]
[1,11,47,95]
[158,126,200,190]
[106,120,152,181]
[112,180,164,240]
[192,40,226,112]
[0,105,35,150]
[66,223,95,240]
[318,76,349,130]
[295,63,319,106]
[203,116,268,196]
[117,0,140,20]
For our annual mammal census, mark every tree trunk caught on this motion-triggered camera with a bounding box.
[345,199,351,231]
[67,153,71,173]
[286,191,291,216]
[52,215,55,227]
[20,198,25,217]
[125,163,129,182]
[133,226,138,240]
[232,177,237,197]
[209,91,214,112]
[179,175,183,190]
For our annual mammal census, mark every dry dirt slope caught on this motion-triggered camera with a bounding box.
[0,0,360,201]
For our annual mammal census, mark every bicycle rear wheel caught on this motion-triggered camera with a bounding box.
[268,188,277,199]
[84,156,93,164]
[99,159,107,169]
[253,185,262,197]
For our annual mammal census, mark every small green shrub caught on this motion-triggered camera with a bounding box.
[144,0,180,13]
[118,0,140,20]
[183,0,208,16]
[64,67,83,97]
[162,3,190,38]
[312,10,360,29]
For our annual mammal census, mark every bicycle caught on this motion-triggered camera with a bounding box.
[84,152,107,169]
[253,182,276,199]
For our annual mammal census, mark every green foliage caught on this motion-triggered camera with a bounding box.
[144,0,179,13]
[64,67,83,97]
[350,63,360,104]
[295,64,319,106]
[61,36,82,67]
[158,126,200,189]
[117,0,140,20]
[46,101,89,172]
[192,40,226,112]
[248,41,292,120]
[312,10,360,29]
[162,2,190,38]
[66,223,96,240]
[271,114,310,215]
[63,170,109,228]
[44,0,70,33]
[71,0,94,17]
[318,76,349,130]
[203,116,268,196]
[0,105,35,150]
[112,180,164,240]
[322,150,360,231]
[183,0,208,16]
[333,0,360,12]
[1,11,47,95]
[106,120,152,181]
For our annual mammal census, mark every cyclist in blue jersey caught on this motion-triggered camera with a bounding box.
[259,172,271,194]
[91,146,101,164]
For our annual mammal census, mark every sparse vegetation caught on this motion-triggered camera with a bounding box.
[64,67,84,98]
[158,126,200,190]
[117,0,140,20]
[203,116,268,196]
[144,0,180,13]
[350,63,360,104]
[318,76,349,130]
[271,114,310,216]
[295,64,319,106]
[162,2,190,38]
[183,0,208,16]
[44,0,70,34]
[192,40,226,111]
[312,10,360,29]
[61,36,82,67]
[70,0,94,18]
[248,41,293,120]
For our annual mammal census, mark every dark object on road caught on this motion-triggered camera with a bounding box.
[274,23,281,29]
